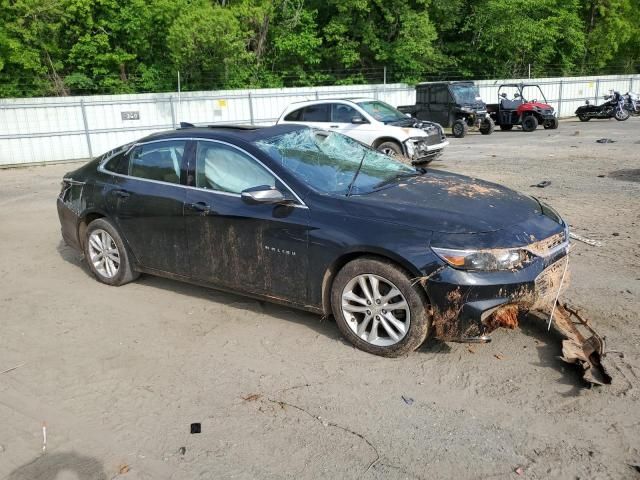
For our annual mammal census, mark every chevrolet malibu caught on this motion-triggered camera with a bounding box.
[57,124,569,357]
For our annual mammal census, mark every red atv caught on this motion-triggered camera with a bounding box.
[487,83,559,132]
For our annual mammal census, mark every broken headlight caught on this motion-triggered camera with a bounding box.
[431,246,530,271]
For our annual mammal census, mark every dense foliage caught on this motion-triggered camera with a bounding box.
[0,0,638,97]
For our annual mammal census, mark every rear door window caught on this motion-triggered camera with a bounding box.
[128,140,186,184]
[301,104,330,122]
[430,85,449,104]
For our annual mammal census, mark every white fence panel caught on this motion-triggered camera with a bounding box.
[1,75,638,166]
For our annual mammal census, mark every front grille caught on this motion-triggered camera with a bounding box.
[527,230,567,257]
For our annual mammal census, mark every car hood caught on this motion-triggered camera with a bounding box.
[343,170,544,234]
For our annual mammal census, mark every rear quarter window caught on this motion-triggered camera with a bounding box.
[284,108,303,121]
[103,152,129,175]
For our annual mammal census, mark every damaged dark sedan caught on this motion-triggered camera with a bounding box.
[58,124,574,359]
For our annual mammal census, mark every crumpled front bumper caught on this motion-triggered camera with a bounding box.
[424,229,570,341]
[404,136,449,164]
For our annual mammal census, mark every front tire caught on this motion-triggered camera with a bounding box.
[615,109,630,121]
[84,218,139,286]
[331,257,431,357]
[578,114,590,122]
[479,117,495,135]
[543,117,559,129]
[521,114,538,132]
[452,119,468,138]
[376,141,403,157]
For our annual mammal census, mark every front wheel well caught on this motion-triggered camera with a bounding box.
[321,252,428,317]
[371,137,403,151]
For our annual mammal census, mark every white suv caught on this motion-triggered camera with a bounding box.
[276,98,448,164]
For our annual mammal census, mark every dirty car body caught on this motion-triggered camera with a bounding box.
[58,125,573,360]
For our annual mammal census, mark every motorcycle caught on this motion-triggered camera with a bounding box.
[575,90,630,122]
[624,91,640,116]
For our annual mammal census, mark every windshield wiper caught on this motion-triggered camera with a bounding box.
[346,151,368,197]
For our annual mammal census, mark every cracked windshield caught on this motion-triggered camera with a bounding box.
[256,129,418,195]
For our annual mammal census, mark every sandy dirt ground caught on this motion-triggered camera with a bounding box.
[1,118,639,480]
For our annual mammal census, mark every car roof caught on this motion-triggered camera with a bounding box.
[417,81,475,86]
[137,123,306,144]
[283,97,377,109]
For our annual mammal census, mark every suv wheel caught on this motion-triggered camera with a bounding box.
[452,119,468,138]
[331,257,431,357]
[84,218,139,286]
[376,141,403,157]
[521,115,538,132]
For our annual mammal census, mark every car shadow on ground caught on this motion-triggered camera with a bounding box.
[56,241,344,344]
[6,452,107,480]
[518,314,585,394]
[55,240,588,388]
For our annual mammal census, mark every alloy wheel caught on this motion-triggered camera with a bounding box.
[341,274,410,346]
[88,229,120,278]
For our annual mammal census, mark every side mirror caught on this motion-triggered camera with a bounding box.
[585,99,590,105]
[241,185,290,205]
[351,115,367,124]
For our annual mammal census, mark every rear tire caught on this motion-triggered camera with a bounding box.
[499,124,514,131]
[479,117,495,135]
[83,218,139,286]
[521,115,538,132]
[452,119,468,138]
[331,257,431,357]
[578,114,590,122]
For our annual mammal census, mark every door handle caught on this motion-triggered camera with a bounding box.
[113,189,130,199]
[188,202,211,214]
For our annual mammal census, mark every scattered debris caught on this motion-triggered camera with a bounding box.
[178,447,186,456]
[0,362,25,375]
[242,393,262,402]
[401,396,414,406]
[596,138,615,143]
[42,422,47,453]
[494,354,505,360]
[266,397,380,474]
[597,174,605,178]
[530,180,551,188]
[118,464,130,475]
[569,232,602,247]
[572,131,580,136]
[629,463,640,473]
[515,466,524,475]
[467,345,476,354]
[612,232,620,236]
[190,423,201,434]
[532,302,612,385]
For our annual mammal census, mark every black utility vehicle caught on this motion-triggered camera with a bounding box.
[57,124,570,358]
[398,81,494,138]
